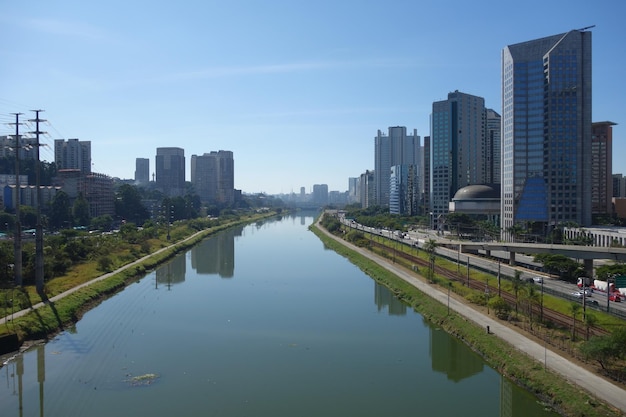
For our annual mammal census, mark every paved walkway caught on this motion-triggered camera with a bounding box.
[317,221,626,415]
[0,229,207,326]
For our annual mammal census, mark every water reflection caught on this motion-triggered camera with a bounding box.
[374,282,407,315]
[430,325,484,382]
[190,226,241,278]
[0,214,559,417]
[155,254,186,287]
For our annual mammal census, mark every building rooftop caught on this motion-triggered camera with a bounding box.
[453,184,500,200]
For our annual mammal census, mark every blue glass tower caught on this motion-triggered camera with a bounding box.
[501,29,592,240]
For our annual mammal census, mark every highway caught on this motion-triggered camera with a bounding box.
[341,217,626,317]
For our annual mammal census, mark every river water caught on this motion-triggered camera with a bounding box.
[0,213,558,416]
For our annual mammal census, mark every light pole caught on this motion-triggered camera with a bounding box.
[497,260,501,297]
[447,282,452,315]
[540,278,543,323]
[485,278,490,314]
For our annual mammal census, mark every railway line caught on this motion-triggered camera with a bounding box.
[368,239,608,339]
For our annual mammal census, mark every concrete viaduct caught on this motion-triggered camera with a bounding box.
[456,242,626,276]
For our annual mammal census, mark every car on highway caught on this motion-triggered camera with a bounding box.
[532,276,544,283]
[572,290,592,299]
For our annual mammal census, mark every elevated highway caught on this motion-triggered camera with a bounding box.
[456,242,626,275]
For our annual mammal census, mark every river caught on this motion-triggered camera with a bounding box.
[0,212,557,416]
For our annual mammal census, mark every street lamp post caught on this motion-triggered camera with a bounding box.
[447,282,452,315]
[540,278,543,322]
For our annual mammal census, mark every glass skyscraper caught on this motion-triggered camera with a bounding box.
[501,29,592,240]
[430,91,487,222]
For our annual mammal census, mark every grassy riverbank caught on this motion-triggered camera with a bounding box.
[310,222,623,417]
[0,211,277,345]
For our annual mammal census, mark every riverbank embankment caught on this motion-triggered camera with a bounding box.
[311,217,626,417]
[0,212,277,355]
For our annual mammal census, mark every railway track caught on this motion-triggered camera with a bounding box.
[368,239,608,339]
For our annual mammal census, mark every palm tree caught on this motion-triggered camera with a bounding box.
[584,312,598,341]
[570,302,582,341]
[424,238,438,283]
[507,223,525,242]
[524,285,540,330]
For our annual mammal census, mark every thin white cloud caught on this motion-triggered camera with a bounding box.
[18,17,108,41]
[151,57,422,83]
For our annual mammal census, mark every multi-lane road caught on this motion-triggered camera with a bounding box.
[341,217,626,316]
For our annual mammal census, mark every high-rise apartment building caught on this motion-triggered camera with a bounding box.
[156,147,185,197]
[54,138,91,173]
[135,158,150,186]
[430,91,487,221]
[374,127,420,207]
[501,29,592,238]
[190,150,234,205]
[591,121,616,216]
[312,184,329,206]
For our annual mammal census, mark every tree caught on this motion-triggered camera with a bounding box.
[48,191,72,230]
[584,312,598,341]
[19,205,37,229]
[72,192,90,227]
[0,212,15,234]
[595,263,626,281]
[534,253,584,283]
[489,296,511,320]
[91,214,114,231]
[580,327,626,370]
[424,239,438,283]
[115,184,149,225]
[506,223,525,242]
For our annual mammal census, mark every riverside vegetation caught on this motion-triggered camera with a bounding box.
[315,212,625,417]
[0,210,277,345]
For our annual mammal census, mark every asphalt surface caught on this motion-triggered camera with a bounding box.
[319,221,626,415]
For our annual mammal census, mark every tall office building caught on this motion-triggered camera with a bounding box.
[312,184,329,206]
[54,138,91,173]
[191,150,234,205]
[374,127,420,207]
[485,109,501,185]
[156,147,185,197]
[348,177,359,204]
[430,91,487,223]
[613,174,626,198]
[591,122,616,216]
[501,29,592,239]
[135,158,150,186]
[389,164,419,215]
[359,170,375,209]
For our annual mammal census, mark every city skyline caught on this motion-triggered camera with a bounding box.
[1,1,624,195]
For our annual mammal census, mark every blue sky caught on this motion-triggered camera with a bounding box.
[1,0,624,195]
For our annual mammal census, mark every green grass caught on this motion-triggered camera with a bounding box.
[0,212,276,340]
[311,223,624,417]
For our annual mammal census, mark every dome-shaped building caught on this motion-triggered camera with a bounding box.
[448,184,500,226]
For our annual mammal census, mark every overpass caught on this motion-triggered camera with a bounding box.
[457,241,626,275]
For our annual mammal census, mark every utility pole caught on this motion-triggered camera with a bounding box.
[30,110,46,296]
[9,113,24,286]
